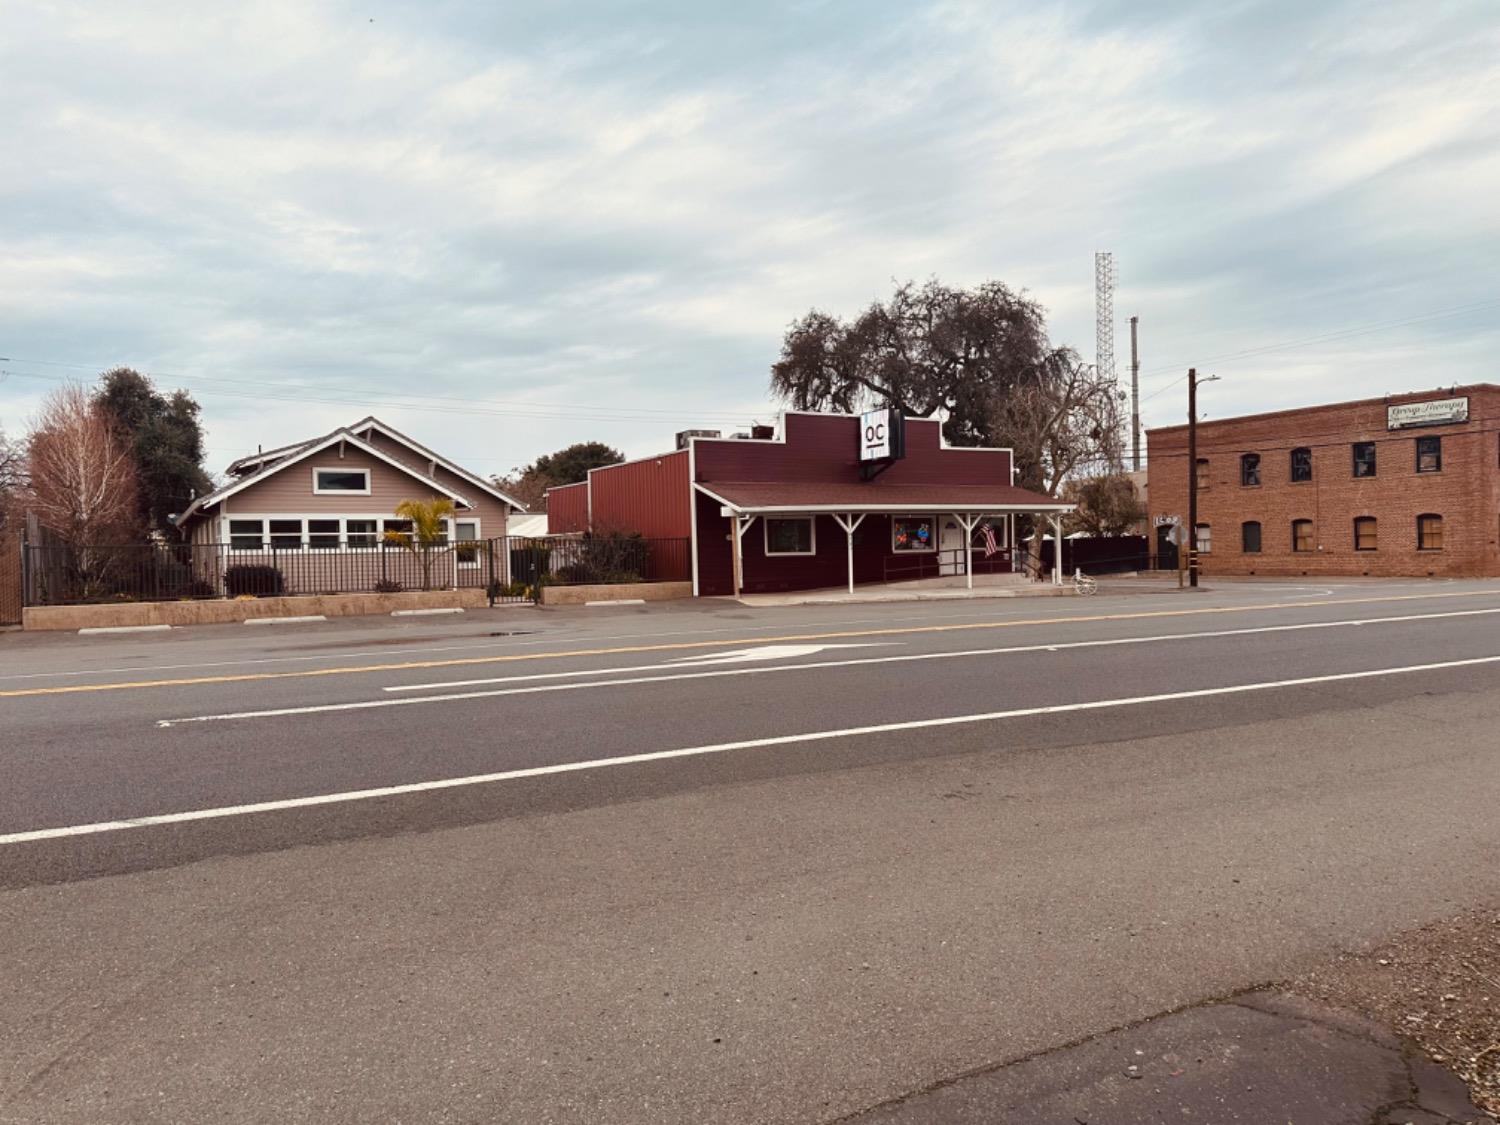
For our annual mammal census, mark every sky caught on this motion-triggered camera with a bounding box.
[2,0,1497,484]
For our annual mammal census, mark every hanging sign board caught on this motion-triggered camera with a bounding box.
[859,407,905,462]
[1387,397,1468,430]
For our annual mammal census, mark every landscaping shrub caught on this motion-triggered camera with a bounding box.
[374,577,404,593]
[225,564,284,597]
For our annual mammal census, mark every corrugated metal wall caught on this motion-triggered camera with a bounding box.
[587,450,691,537]
[545,481,590,534]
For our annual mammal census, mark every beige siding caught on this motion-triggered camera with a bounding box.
[363,430,511,538]
[220,445,466,518]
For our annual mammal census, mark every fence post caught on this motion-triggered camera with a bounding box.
[487,538,496,607]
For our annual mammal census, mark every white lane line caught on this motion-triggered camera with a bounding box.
[78,625,173,635]
[8,652,1500,846]
[162,609,1500,727]
[381,607,1500,694]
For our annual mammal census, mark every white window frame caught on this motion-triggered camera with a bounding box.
[312,466,372,495]
[454,518,481,567]
[1195,523,1212,554]
[763,516,816,556]
[891,515,938,554]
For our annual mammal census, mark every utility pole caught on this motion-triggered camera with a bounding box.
[1187,368,1198,587]
[1129,316,1140,471]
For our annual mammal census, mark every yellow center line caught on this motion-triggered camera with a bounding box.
[3,589,1496,699]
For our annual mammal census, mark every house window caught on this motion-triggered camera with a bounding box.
[1195,458,1210,490]
[313,467,371,494]
[382,518,414,545]
[1240,453,1260,487]
[1416,436,1441,473]
[229,519,264,550]
[1352,442,1376,478]
[455,520,480,566]
[1354,516,1377,551]
[1290,447,1312,483]
[1417,513,1443,551]
[1292,519,1314,552]
[346,519,378,549]
[764,517,815,556]
[892,517,936,553]
[1241,521,1262,553]
[269,519,303,550]
[308,519,341,549]
[1195,523,1212,554]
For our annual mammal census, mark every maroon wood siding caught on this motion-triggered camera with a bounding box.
[546,482,589,534]
[587,451,691,537]
[693,413,1011,487]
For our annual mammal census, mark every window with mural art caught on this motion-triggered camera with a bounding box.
[892,517,936,552]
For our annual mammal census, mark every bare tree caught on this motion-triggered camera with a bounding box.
[26,385,140,596]
[0,427,22,531]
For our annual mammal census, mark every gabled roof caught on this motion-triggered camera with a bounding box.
[348,416,526,511]
[174,428,475,526]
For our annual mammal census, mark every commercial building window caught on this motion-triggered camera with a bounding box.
[1241,521,1262,553]
[313,467,371,494]
[307,519,341,549]
[1352,442,1376,478]
[1416,436,1441,473]
[1417,513,1443,551]
[1290,447,1312,482]
[1354,517,1377,551]
[1195,458,1210,490]
[765,517,815,556]
[228,519,264,550]
[1240,453,1260,487]
[892,517,936,553]
[1195,523,1212,553]
[1292,519,1314,552]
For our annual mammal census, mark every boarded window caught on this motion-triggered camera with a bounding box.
[1354,517,1377,551]
[1242,521,1262,553]
[1417,513,1443,551]
[1292,519,1314,552]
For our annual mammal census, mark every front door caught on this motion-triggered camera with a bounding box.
[939,518,964,576]
[1155,524,1178,571]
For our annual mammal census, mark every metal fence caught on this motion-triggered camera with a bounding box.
[21,535,694,609]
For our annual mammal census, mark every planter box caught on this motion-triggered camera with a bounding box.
[23,588,494,632]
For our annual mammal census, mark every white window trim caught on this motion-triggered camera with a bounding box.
[454,518,482,567]
[763,516,816,556]
[312,466,372,495]
[892,515,938,554]
[219,514,458,552]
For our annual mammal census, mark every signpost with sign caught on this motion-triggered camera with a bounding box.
[858,406,906,480]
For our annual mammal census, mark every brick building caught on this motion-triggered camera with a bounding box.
[1145,385,1500,578]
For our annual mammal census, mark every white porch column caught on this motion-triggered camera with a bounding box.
[832,513,867,594]
[954,513,980,590]
[731,513,757,597]
[1051,514,1063,585]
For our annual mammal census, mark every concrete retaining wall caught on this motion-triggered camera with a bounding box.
[23,588,494,631]
[540,581,692,606]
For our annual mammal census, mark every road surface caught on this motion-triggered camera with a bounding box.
[3,579,1499,1122]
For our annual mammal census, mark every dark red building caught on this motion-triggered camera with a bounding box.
[548,411,1070,596]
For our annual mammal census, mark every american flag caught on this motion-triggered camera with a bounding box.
[980,522,999,557]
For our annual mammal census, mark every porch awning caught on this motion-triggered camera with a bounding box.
[695,480,1072,514]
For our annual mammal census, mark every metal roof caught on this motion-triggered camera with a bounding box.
[695,481,1071,513]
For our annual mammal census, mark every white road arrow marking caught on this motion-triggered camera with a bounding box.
[667,643,890,666]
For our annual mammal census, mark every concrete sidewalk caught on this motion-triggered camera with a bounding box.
[737,573,1076,606]
[844,991,1493,1124]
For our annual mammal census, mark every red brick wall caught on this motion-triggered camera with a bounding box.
[1145,385,1500,578]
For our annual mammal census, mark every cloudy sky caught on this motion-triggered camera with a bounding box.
[2,0,1496,482]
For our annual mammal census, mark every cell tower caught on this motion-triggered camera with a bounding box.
[1094,251,1116,387]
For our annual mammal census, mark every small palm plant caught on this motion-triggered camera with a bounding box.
[383,497,455,591]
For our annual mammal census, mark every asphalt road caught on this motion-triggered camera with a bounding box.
[3,579,1500,1123]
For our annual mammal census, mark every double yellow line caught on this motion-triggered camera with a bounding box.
[3,590,1494,699]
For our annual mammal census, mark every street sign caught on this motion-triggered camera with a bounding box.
[1166,523,1189,546]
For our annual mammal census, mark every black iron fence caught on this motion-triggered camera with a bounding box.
[22,535,694,609]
